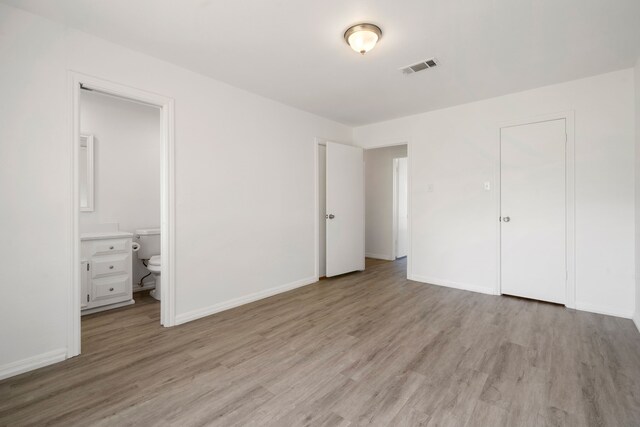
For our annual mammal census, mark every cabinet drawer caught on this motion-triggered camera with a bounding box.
[93,275,129,301]
[91,239,129,256]
[92,254,130,278]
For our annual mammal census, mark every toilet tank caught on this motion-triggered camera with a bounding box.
[135,228,161,259]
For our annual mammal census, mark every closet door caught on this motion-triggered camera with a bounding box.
[501,119,566,304]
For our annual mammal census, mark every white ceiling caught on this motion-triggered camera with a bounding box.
[4,0,640,126]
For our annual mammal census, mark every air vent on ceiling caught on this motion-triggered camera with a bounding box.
[400,58,439,75]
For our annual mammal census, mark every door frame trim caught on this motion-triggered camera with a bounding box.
[314,137,326,280]
[68,71,176,358]
[392,157,399,260]
[392,157,408,260]
[496,111,575,308]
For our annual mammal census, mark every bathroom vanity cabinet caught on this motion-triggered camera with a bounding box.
[80,231,135,314]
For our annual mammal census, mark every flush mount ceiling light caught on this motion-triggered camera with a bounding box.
[344,23,382,55]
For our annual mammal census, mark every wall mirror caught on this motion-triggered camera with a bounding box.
[79,134,95,212]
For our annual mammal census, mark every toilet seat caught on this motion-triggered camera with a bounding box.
[147,255,161,273]
[146,255,162,301]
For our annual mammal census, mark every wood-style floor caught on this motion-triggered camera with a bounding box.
[2,258,640,426]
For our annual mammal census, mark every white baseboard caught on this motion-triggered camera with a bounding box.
[409,273,637,320]
[408,274,498,296]
[81,299,135,315]
[408,275,637,320]
[574,302,634,319]
[174,276,318,325]
[365,253,394,261]
[0,348,67,381]
[133,282,156,292]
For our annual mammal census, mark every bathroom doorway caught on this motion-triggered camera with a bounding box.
[69,73,175,358]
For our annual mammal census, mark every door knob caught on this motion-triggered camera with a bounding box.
[503,216,510,222]
[327,214,335,219]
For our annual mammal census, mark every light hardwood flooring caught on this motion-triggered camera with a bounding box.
[2,258,640,426]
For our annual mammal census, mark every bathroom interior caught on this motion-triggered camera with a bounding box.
[79,88,162,319]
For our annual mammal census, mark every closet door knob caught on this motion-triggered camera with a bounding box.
[503,216,511,222]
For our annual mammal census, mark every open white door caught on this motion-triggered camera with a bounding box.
[326,142,365,277]
[501,119,566,304]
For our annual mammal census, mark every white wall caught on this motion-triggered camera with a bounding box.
[0,5,69,378]
[80,90,161,287]
[364,145,407,260]
[0,4,351,378]
[354,69,636,318]
[635,58,640,331]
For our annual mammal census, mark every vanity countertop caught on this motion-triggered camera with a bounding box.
[80,231,133,241]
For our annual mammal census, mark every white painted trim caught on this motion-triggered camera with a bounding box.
[496,111,576,309]
[634,312,640,334]
[409,274,498,296]
[80,299,135,315]
[0,349,67,381]
[79,134,95,212]
[565,112,576,310]
[174,276,318,325]
[69,72,177,361]
[575,302,634,319]
[133,280,157,292]
[410,276,633,320]
[68,73,81,357]
[161,96,177,328]
[407,143,412,278]
[361,140,411,150]
[392,158,398,260]
[365,252,395,261]
[314,138,321,281]
[392,156,409,261]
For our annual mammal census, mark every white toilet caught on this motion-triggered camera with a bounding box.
[136,228,161,301]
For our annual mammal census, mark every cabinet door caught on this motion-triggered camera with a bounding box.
[81,261,90,308]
